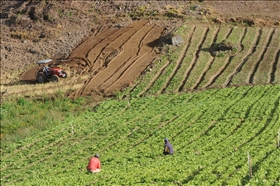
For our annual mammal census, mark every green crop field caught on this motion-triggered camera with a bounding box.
[1,85,279,185]
[1,22,280,185]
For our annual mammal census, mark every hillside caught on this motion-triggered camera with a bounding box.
[0,1,280,185]
[1,1,280,100]
[1,85,279,185]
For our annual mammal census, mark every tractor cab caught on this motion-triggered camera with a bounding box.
[36,59,67,83]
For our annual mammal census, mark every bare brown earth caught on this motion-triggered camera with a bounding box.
[1,1,280,98]
[20,20,167,97]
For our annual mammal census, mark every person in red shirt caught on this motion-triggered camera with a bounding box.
[86,154,101,173]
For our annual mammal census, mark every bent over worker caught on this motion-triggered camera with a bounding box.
[86,154,101,173]
[163,138,174,155]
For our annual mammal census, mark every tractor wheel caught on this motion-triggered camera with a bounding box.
[51,75,59,82]
[37,72,47,83]
[62,71,68,78]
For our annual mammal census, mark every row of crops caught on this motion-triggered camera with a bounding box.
[1,84,279,185]
[123,24,279,98]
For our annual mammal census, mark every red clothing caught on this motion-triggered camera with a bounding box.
[87,157,101,170]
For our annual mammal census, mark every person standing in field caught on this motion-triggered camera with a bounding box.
[86,154,101,173]
[163,138,174,155]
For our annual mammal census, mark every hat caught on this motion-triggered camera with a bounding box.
[94,154,100,158]
[164,138,168,141]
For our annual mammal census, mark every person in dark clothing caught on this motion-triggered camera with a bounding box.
[163,138,174,155]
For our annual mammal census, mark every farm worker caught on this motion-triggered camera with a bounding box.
[163,138,174,155]
[43,64,50,76]
[86,154,101,173]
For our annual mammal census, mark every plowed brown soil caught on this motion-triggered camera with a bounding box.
[20,20,166,98]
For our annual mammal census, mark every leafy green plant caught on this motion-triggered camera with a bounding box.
[1,85,279,185]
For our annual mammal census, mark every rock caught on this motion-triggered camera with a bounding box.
[170,35,183,46]
[39,32,46,38]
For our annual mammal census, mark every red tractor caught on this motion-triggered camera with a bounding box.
[36,59,67,83]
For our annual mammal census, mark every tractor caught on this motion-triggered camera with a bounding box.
[36,59,67,83]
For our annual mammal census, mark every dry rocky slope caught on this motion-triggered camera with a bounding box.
[1,1,279,96]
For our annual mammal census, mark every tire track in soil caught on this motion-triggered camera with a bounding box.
[179,27,209,92]
[98,25,155,92]
[269,48,280,83]
[248,28,274,84]
[160,26,196,94]
[203,27,234,88]
[68,27,116,60]
[192,27,219,90]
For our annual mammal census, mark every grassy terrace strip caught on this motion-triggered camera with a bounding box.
[163,25,196,93]
[180,26,209,91]
[196,26,232,89]
[246,28,272,84]
[210,26,245,88]
[142,25,197,96]
[254,28,280,84]
[1,85,279,185]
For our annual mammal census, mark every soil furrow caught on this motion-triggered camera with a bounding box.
[223,27,248,87]
[126,26,179,97]
[160,26,196,93]
[138,60,171,97]
[69,28,118,60]
[179,27,209,92]
[230,28,262,85]
[71,21,149,97]
[194,28,221,90]
[192,27,220,90]
[82,24,152,95]
[86,28,130,67]
[105,26,165,95]
[269,48,280,83]
[203,27,234,88]
[248,28,274,84]
[254,28,279,84]
[98,26,154,91]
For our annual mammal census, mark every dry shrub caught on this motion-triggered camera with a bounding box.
[10,30,37,40]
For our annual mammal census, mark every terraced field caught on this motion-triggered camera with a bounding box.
[11,21,279,101]
[1,85,279,185]
[1,2,280,186]
[18,20,167,98]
